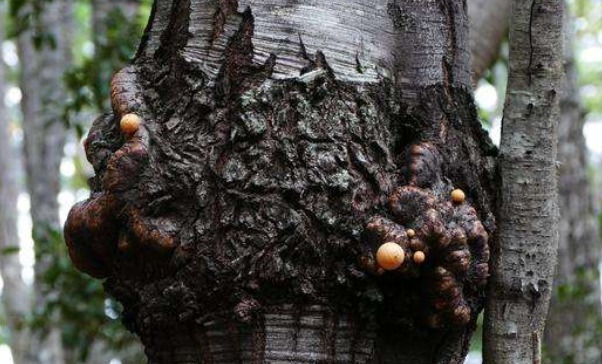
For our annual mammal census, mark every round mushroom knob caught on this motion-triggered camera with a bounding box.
[451,189,466,204]
[376,242,405,270]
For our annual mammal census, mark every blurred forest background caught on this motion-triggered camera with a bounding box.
[0,0,601,363]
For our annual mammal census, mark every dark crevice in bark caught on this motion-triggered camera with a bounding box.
[66,1,497,362]
[157,0,191,63]
[135,1,157,59]
[528,0,537,86]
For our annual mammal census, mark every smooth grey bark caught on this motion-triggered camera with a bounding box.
[468,0,512,81]
[0,2,35,363]
[543,7,602,362]
[16,1,74,363]
[483,1,564,363]
[66,0,497,363]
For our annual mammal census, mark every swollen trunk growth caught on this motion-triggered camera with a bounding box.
[65,1,498,362]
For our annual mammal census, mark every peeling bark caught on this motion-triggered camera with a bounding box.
[66,1,498,362]
[483,1,563,363]
[17,1,74,363]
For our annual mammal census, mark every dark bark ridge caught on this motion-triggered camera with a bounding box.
[65,1,497,362]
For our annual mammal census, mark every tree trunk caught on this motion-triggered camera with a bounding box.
[66,1,499,362]
[0,3,35,363]
[483,1,563,363]
[468,0,512,81]
[543,6,602,362]
[17,1,74,363]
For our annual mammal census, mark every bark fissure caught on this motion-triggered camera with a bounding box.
[528,0,537,86]
[483,0,563,363]
[66,1,498,362]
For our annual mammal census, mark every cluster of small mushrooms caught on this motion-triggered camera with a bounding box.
[361,143,490,328]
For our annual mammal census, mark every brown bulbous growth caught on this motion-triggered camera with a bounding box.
[62,4,498,356]
[64,74,178,279]
[64,194,118,278]
[363,142,492,329]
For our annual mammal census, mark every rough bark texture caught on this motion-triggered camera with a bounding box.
[65,1,498,363]
[543,8,602,363]
[17,1,74,363]
[483,1,563,363]
[468,0,512,81]
[0,2,35,363]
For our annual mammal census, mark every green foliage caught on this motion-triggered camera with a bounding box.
[64,6,146,138]
[0,245,20,256]
[545,266,602,363]
[32,224,140,362]
[572,0,602,117]
[5,1,149,360]
[8,0,59,48]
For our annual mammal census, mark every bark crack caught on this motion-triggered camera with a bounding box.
[528,0,537,86]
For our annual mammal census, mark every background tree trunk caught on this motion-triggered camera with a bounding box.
[16,1,74,363]
[66,1,498,363]
[0,2,35,363]
[543,6,602,362]
[484,0,564,363]
[68,2,147,364]
[92,0,140,37]
[468,0,512,81]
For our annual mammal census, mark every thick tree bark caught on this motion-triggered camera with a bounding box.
[16,1,74,363]
[0,3,35,363]
[468,0,512,81]
[66,1,498,363]
[483,1,563,363]
[543,7,602,363]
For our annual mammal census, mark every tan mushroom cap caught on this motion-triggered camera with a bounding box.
[376,242,405,270]
[120,113,142,135]
[451,189,466,204]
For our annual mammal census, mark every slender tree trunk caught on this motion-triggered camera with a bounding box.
[16,1,74,363]
[0,2,35,363]
[483,1,563,363]
[66,1,498,362]
[468,0,512,81]
[543,6,602,362]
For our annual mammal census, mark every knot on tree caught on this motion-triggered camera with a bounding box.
[65,67,180,278]
[361,143,490,329]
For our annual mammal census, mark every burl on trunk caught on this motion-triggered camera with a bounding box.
[65,1,497,363]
